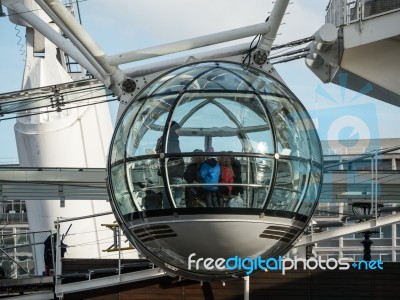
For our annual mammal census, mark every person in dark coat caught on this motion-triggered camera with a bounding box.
[166,121,181,153]
[230,155,243,196]
[184,149,204,207]
[162,121,185,208]
[44,233,67,275]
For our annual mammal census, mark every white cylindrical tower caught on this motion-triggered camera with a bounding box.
[9,1,137,276]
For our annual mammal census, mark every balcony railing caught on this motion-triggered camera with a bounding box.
[326,0,400,26]
[0,212,28,224]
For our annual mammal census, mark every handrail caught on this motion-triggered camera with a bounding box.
[326,0,400,27]
[323,145,400,169]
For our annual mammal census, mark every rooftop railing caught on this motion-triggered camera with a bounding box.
[326,0,400,26]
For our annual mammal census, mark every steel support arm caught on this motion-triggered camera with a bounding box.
[37,0,126,95]
[2,0,103,81]
[258,0,290,53]
[108,22,271,66]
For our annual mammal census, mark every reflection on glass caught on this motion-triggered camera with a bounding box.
[297,166,322,217]
[142,188,163,210]
[164,157,185,208]
[127,159,162,210]
[266,158,309,213]
[111,165,136,215]
[111,104,141,164]
[264,96,310,159]
[126,95,177,158]
[247,157,273,208]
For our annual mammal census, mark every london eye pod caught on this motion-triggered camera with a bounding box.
[106,61,323,281]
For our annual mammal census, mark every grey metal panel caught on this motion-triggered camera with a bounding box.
[0,167,107,200]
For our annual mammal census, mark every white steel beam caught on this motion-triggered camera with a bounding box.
[258,0,290,53]
[108,22,271,66]
[36,0,125,95]
[2,0,103,81]
[124,42,250,78]
[295,213,400,247]
[0,167,106,183]
[0,167,107,200]
[55,267,166,296]
[110,0,290,66]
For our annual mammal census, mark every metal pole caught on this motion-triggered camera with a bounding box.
[40,0,123,79]
[371,155,373,216]
[55,218,62,288]
[375,150,378,220]
[244,276,250,300]
[31,231,38,276]
[55,211,113,223]
[124,42,249,78]
[3,0,104,81]
[108,22,271,66]
[258,0,290,53]
[324,145,400,170]
[118,226,121,278]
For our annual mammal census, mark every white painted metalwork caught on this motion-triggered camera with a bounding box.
[0,0,133,277]
[308,0,400,106]
[2,0,104,81]
[326,0,400,26]
[51,212,164,298]
[295,212,400,247]
[108,23,270,66]
[36,0,125,94]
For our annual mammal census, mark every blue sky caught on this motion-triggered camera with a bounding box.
[0,0,399,162]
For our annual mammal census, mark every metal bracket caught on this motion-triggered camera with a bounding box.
[58,185,65,207]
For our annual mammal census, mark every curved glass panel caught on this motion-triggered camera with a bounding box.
[107,61,324,282]
[248,157,273,208]
[126,95,175,158]
[127,159,163,210]
[108,61,323,216]
[111,104,142,164]
[111,164,136,215]
[167,93,273,155]
[297,165,322,217]
[264,95,310,158]
[302,115,323,163]
[266,158,309,213]
[138,65,193,98]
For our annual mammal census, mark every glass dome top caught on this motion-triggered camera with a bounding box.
[108,61,323,220]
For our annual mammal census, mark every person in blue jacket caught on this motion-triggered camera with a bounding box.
[198,147,220,207]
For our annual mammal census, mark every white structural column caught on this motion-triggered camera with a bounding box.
[2,0,137,276]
